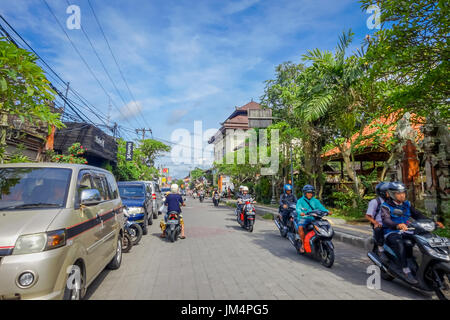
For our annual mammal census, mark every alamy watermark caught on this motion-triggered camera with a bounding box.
[366,265,381,290]
[170,121,279,175]
[66,5,81,30]
[366,4,381,30]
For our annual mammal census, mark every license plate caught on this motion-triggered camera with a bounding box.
[430,238,450,248]
[167,220,178,224]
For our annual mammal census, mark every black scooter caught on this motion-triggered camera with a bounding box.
[274,202,296,238]
[165,211,182,243]
[287,210,335,268]
[367,219,450,300]
[199,193,204,203]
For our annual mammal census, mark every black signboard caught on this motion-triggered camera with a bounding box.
[126,142,134,161]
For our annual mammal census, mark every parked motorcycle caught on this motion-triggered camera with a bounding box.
[213,193,220,207]
[236,197,256,232]
[123,206,143,246]
[274,202,297,238]
[165,211,182,243]
[287,210,335,268]
[367,219,450,300]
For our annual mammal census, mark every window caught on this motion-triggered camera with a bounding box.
[92,175,110,201]
[106,174,119,199]
[78,172,92,192]
[0,167,71,210]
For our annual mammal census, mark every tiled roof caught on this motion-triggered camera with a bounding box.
[322,113,424,159]
[237,101,262,111]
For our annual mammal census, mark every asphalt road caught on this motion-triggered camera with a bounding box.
[86,197,434,300]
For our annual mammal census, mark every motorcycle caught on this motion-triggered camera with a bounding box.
[287,210,335,268]
[199,193,204,203]
[165,211,182,243]
[274,202,297,238]
[367,219,450,300]
[123,207,143,246]
[236,197,256,232]
[213,193,220,207]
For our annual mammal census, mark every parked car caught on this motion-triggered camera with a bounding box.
[117,181,152,234]
[0,163,125,300]
[143,181,163,218]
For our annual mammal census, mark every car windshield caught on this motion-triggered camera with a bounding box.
[118,185,145,199]
[0,167,72,211]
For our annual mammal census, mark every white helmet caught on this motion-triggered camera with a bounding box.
[239,185,244,190]
[242,186,249,192]
[171,184,179,193]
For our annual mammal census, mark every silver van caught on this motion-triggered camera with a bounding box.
[0,163,125,300]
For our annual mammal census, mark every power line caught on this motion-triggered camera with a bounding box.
[41,0,137,132]
[64,0,147,130]
[86,0,152,130]
[0,14,116,132]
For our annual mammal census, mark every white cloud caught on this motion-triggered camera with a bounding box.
[224,0,261,14]
[115,101,143,120]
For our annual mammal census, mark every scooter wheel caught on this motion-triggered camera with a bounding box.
[320,245,335,268]
[122,233,133,253]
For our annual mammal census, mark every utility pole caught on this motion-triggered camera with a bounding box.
[135,128,152,140]
[61,82,70,118]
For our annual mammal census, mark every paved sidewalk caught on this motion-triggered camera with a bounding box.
[224,199,373,250]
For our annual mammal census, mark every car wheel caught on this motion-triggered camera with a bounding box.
[107,236,123,270]
[142,214,149,235]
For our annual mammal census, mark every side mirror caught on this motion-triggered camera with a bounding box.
[80,189,102,206]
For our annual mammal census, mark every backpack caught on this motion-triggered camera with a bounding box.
[373,197,383,221]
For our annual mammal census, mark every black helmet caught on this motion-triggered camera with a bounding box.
[387,181,407,199]
[302,184,315,195]
[375,182,389,200]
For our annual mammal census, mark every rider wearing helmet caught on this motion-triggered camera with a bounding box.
[236,186,251,215]
[366,182,390,260]
[381,182,444,284]
[295,184,329,253]
[161,183,186,239]
[279,184,297,226]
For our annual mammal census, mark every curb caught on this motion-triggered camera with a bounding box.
[225,201,372,251]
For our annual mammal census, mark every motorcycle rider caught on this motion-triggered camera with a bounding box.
[235,186,245,215]
[237,186,252,215]
[279,184,297,226]
[380,181,444,285]
[295,184,329,253]
[366,182,390,262]
[160,183,186,239]
[212,188,220,201]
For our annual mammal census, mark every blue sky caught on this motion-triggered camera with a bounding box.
[1,0,378,178]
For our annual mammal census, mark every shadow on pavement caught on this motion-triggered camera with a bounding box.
[83,269,111,300]
[216,204,432,300]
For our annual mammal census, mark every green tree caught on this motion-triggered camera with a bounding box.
[0,38,63,162]
[360,0,449,120]
[139,139,171,167]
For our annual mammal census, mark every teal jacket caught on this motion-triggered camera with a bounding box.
[296,196,328,221]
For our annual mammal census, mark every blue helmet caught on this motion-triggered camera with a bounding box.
[302,184,315,195]
[387,181,407,199]
[284,184,293,192]
[375,182,389,200]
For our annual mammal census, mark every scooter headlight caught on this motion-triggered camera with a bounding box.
[416,221,436,232]
[314,225,332,237]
